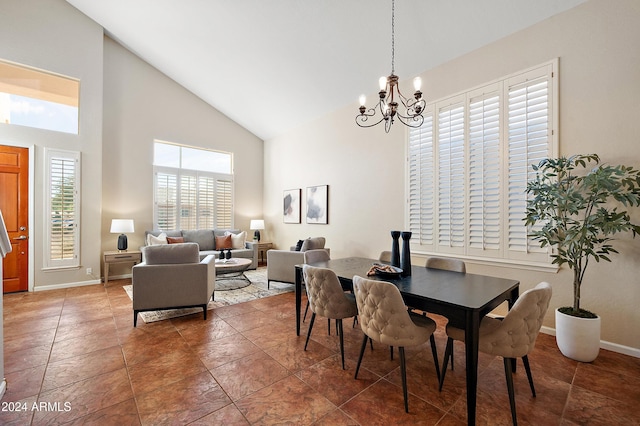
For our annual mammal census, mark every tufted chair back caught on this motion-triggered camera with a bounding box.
[303,265,357,321]
[425,256,466,273]
[352,275,434,347]
[479,281,552,358]
[304,249,331,264]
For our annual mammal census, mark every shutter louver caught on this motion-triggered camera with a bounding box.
[468,94,501,251]
[508,77,549,253]
[50,157,76,261]
[438,104,465,248]
[180,174,197,230]
[216,180,232,228]
[408,113,434,246]
[155,172,177,231]
[197,176,216,229]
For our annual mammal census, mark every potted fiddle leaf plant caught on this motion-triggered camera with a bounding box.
[524,154,640,362]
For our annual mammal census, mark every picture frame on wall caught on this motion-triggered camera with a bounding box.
[306,185,328,224]
[283,188,301,223]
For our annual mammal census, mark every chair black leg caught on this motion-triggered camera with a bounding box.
[133,311,138,327]
[522,355,536,397]
[439,337,453,391]
[429,334,441,383]
[304,312,316,351]
[202,305,207,320]
[337,319,346,369]
[503,357,518,426]
[355,333,369,379]
[390,346,394,360]
[399,347,409,413]
[303,301,309,322]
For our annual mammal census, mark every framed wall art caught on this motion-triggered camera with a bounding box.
[283,188,301,223]
[306,185,328,224]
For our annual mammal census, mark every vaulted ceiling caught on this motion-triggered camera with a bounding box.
[65,0,586,140]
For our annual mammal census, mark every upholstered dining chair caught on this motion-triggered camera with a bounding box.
[439,281,552,426]
[379,250,392,263]
[302,265,358,370]
[424,256,467,370]
[353,275,441,413]
[303,249,331,323]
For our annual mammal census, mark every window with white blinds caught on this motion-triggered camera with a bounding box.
[44,148,80,268]
[153,142,233,231]
[407,60,557,265]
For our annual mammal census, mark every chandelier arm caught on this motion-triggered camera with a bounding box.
[355,111,387,128]
[395,114,425,128]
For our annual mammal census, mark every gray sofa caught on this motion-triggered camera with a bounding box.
[144,229,258,269]
[267,237,329,286]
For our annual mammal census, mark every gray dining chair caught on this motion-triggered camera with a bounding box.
[439,281,552,426]
[302,265,358,369]
[425,256,466,370]
[379,250,392,263]
[303,249,331,323]
[353,275,440,413]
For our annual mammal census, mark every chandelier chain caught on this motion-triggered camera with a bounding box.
[391,0,395,74]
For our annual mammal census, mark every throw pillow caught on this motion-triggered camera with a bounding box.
[147,232,168,246]
[215,234,232,250]
[295,240,304,251]
[166,236,185,244]
[226,231,246,249]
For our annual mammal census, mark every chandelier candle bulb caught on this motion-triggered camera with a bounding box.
[413,77,422,91]
[359,94,366,107]
[379,76,387,91]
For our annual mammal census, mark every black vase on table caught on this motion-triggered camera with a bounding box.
[400,231,412,277]
[219,250,225,260]
[225,249,232,260]
[390,231,401,268]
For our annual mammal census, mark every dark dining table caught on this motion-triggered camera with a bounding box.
[294,257,520,426]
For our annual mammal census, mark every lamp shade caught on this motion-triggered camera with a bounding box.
[110,219,135,233]
[250,220,265,230]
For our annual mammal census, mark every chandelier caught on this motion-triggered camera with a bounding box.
[355,0,425,133]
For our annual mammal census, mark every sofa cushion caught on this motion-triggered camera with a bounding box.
[300,237,326,251]
[147,232,168,246]
[182,229,215,251]
[167,236,184,244]
[215,234,232,249]
[142,243,200,265]
[226,231,246,249]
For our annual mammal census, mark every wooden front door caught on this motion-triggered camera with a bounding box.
[0,145,29,293]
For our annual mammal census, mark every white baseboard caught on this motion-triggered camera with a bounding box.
[541,326,640,358]
[34,278,102,292]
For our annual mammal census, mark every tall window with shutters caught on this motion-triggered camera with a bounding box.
[44,148,80,269]
[153,141,233,231]
[407,60,557,265]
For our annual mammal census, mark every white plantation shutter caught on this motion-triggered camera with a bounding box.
[154,170,233,231]
[216,179,232,228]
[437,102,465,250]
[507,67,553,259]
[45,149,80,268]
[408,109,434,247]
[406,61,556,265]
[155,172,178,231]
[468,91,501,254]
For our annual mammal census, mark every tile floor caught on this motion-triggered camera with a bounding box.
[1,274,639,425]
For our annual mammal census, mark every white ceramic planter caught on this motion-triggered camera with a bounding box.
[555,308,601,362]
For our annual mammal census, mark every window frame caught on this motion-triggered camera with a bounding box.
[43,148,80,269]
[152,141,234,231]
[406,60,558,269]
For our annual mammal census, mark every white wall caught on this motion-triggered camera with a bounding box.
[265,0,640,352]
[101,36,264,276]
[0,0,104,289]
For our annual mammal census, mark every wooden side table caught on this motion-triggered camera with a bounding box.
[103,250,142,284]
[254,242,273,266]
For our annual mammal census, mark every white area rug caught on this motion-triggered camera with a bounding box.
[124,267,294,323]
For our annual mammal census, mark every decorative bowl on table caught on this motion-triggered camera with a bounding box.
[367,263,403,278]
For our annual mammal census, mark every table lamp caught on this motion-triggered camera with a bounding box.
[110,219,134,251]
[250,219,265,242]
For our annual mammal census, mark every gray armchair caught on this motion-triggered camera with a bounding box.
[266,237,329,288]
[132,242,215,326]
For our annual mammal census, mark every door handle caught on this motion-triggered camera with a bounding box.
[13,235,28,240]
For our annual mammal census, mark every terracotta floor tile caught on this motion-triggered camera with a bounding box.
[136,371,230,425]
[210,351,290,401]
[3,275,639,425]
[235,375,335,425]
[41,346,126,392]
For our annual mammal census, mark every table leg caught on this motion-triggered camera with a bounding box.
[104,263,109,285]
[464,311,481,426]
[295,266,302,336]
